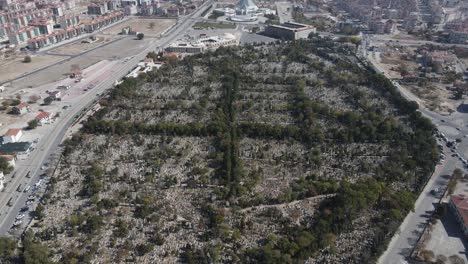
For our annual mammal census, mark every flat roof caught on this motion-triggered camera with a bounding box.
[0,142,32,153]
[267,22,315,32]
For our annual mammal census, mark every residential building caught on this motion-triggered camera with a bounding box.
[35,111,51,125]
[0,142,32,155]
[88,3,109,15]
[12,102,29,115]
[449,194,468,238]
[2,128,22,143]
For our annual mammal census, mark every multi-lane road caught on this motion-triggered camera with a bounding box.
[0,0,213,236]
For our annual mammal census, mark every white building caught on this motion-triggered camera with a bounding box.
[2,128,22,143]
[0,172,4,191]
[35,111,51,125]
[165,33,238,53]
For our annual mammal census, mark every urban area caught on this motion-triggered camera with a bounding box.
[0,0,467,262]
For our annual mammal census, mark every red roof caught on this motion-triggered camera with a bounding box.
[451,194,468,226]
[14,102,28,109]
[0,155,15,161]
[35,111,50,120]
[4,128,21,137]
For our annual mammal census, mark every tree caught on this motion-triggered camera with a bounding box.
[449,255,464,264]
[28,95,40,103]
[397,63,409,76]
[28,120,38,129]
[43,97,53,105]
[149,22,155,29]
[23,56,31,63]
[0,237,17,261]
[21,231,52,264]
[137,33,144,40]
[35,204,45,220]
[0,156,13,174]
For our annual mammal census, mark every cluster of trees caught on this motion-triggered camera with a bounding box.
[83,119,219,137]
[0,232,53,264]
[214,69,246,198]
[69,211,104,235]
[277,175,338,203]
[80,163,104,199]
[246,178,415,263]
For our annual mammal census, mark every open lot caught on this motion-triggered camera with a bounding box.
[0,54,65,84]
[101,18,176,37]
[46,36,110,56]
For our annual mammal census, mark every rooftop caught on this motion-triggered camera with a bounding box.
[0,142,32,154]
[35,111,50,120]
[4,128,21,137]
[14,102,28,109]
[451,194,468,226]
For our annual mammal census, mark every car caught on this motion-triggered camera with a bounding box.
[430,188,439,195]
[57,85,70,90]
[16,214,24,220]
[23,186,30,193]
[441,119,446,122]
[20,206,29,212]
[13,220,22,226]
[63,105,69,109]
[457,127,461,131]
[26,200,33,206]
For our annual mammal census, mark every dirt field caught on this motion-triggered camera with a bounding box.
[0,54,65,84]
[101,18,176,37]
[47,36,112,56]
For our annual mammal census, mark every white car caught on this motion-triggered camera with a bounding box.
[16,214,24,220]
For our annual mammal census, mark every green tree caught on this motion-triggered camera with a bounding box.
[21,231,53,264]
[0,237,17,261]
[43,97,53,105]
[0,156,13,174]
[35,204,45,220]
[23,56,31,63]
[137,33,144,40]
[28,119,38,129]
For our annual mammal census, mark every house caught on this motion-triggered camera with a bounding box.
[35,111,51,125]
[0,142,32,155]
[0,154,15,167]
[449,194,468,238]
[2,128,22,143]
[12,102,29,115]
[47,90,61,100]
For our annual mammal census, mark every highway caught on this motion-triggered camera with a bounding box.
[0,0,213,237]
[362,35,468,264]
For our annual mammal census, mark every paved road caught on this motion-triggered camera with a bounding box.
[276,2,293,24]
[362,35,468,264]
[0,0,214,237]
